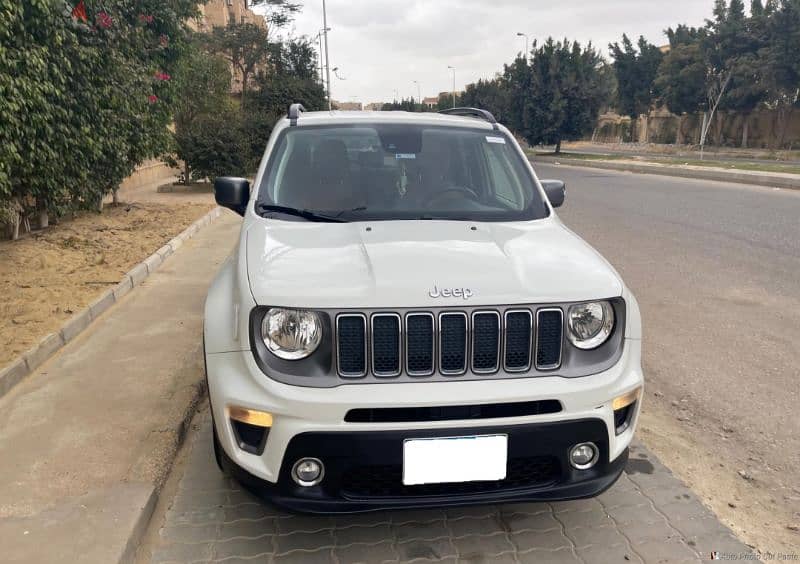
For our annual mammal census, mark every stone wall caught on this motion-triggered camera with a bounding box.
[593,107,800,149]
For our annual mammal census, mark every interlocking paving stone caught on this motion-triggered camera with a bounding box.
[212,536,274,560]
[334,540,398,563]
[333,523,394,547]
[451,531,515,556]
[272,548,334,564]
[511,526,574,552]
[146,411,756,564]
[577,542,644,564]
[447,514,505,538]
[273,530,335,555]
[458,551,518,564]
[396,537,457,561]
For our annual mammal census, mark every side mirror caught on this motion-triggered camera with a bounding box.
[540,179,566,208]
[215,177,250,216]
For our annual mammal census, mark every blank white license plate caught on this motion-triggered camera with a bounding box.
[402,434,508,486]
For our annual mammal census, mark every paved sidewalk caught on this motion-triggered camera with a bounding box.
[145,410,755,564]
[0,213,240,563]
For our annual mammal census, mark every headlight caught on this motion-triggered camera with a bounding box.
[567,301,615,350]
[261,308,322,360]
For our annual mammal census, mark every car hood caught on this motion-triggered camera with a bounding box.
[245,218,623,308]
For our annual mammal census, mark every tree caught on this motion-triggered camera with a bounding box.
[609,34,664,129]
[760,0,800,148]
[244,37,326,170]
[171,42,234,182]
[210,22,271,109]
[250,0,302,28]
[0,0,198,238]
[655,26,708,143]
[523,38,609,153]
[459,78,507,121]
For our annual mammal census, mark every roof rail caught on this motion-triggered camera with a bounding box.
[439,107,499,130]
[287,103,306,126]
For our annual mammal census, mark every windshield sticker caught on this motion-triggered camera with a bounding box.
[486,136,506,144]
[395,153,416,159]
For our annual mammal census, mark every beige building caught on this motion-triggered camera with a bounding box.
[194,0,266,31]
[191,1,267,94]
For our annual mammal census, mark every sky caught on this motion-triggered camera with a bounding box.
[257,0,714,104]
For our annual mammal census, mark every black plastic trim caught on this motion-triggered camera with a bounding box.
[439,107,499,130]
[217,418,627,514]
[344,400,562,423]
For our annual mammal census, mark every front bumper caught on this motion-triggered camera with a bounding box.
[220,419,629,513]
[207,337,643,512]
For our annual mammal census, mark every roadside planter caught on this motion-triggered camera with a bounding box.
[204,105,644,513]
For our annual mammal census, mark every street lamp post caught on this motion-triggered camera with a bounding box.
[447,66,456,108]
[323,0,332,110]
[516,32,529,61]
[413,80,421,109]
[316,28,330,87]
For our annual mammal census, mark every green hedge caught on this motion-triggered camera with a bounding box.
[0,0,198,227]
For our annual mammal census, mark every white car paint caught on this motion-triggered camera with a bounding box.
[204,110,644,492]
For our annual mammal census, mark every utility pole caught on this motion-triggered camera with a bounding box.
[323,0,332,111]
[447,66,456,108]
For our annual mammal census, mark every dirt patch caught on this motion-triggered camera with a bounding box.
[0,201,214,367]
[639,398,800,555]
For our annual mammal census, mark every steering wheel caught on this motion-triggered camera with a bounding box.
[422,185,480,207]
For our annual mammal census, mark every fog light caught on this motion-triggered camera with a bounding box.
[569,442,599,470]
[292,458,325,487]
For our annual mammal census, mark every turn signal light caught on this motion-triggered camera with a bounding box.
[229,406,273,428]
[612,388,641,411]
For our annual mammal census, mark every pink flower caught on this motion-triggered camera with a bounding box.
[138,14,154,24]
[148,95,158,104]
[159,34,169,48]
[154,71,171,81]
[96,11,112,29]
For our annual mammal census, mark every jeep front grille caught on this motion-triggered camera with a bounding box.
[336,307,563,379]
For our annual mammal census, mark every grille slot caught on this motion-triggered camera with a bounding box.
[471,311,500,373]
[336,314,367,377]
[504,310,532,372]
[535,309,563,370]
[439,312,468,375]
[371,314,401,377]
[405,313,435,376]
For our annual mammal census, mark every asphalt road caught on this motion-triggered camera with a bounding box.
[537,162,800,548]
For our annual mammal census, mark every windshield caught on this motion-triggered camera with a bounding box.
[257,124,549,222]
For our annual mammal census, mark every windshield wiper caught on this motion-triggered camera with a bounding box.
[256,204,348,223]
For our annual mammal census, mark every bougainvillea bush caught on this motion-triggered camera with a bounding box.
[0,0,199,237]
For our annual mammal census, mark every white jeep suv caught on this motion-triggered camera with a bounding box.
[204,105,643,513]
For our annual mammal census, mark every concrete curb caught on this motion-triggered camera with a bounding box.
[534,156,800,190]
[0,206,223,401]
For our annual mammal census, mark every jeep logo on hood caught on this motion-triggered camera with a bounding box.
[429,285,474,300]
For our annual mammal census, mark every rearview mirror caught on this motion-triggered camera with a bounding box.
[540,179,566,208]
[215,177,250,216]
